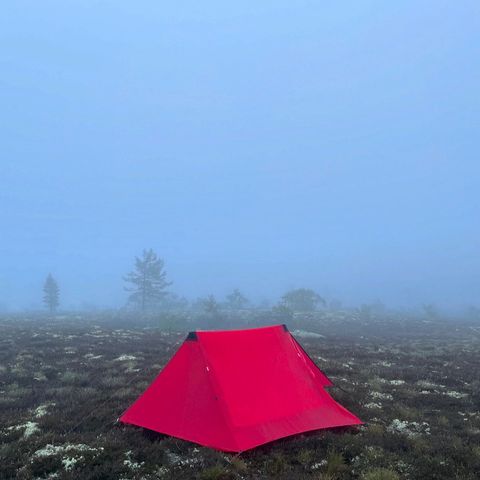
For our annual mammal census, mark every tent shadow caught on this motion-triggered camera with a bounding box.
[142,428,168,442]
[246,425,362,456]
[137,424,362,452]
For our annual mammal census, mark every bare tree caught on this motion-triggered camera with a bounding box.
[124,249,172,311]
[43,273,59,313]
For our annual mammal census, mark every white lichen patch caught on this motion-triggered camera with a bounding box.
[389,380,405,386]
[32,443,103,472]
[123,450,145,470]
[113,329,142,340]
[445,390,468,399]
[387,419,430,437]
[126,366,140,373]
[376,377,388,384]
[8,421,40,438]
[292,330,325,339]
[155,466,170,477]
[114,355,137,361]
[416,380,445,389]
[34,403,55,418]
[370,391,393,401]
[364,402,382,409]
[62,456,83,471]
[377,361,392,367]
[166,450,201,468]
[84,353,103,360]
[33,372,47,381]
[25,422,40,437]
[88,332,111,338]
[311,459,327,470]
[33,443,101,458]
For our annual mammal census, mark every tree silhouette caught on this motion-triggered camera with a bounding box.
[281,288,325,312]
[43,273,59,313]
[124,249,172,311]
[201,294,219,316]
[225,288,249,310]
[199,294,220,328]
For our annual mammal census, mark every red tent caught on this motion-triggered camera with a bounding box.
[120,324,361,452]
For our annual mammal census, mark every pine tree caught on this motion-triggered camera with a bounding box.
[281,288,325,312]
[199,294,220,329]
[202,294,219,316]
[43,273,59,313]
[124,249,172,311]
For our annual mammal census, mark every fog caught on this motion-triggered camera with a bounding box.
[1,1,479,311]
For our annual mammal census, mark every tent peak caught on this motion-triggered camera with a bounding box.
[187,324,288,336]
[185,331,198,341]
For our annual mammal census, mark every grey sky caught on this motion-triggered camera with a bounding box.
[1,1,479,310]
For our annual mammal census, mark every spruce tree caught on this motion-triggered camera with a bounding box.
[124,249,172,311]
[43,273,60,313]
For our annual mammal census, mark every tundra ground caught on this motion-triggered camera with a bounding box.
[1,313,479,479]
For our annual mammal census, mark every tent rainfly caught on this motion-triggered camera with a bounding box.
[120,324,362,452]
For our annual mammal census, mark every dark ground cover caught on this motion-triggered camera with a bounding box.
[1,312,479,480]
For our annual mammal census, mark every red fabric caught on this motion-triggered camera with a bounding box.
[120,324,362,452]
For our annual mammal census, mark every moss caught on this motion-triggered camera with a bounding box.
[297,448,315,467]
[264,452,290,476]
[199,465,235,480]
[362,468,400,480]
[325,450,346,478]
[230,456,248,472]
[29,455,63,478]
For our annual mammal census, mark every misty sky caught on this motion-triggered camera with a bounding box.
[1,1,479,310]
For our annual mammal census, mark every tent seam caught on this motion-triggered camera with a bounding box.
[197,337,240,451]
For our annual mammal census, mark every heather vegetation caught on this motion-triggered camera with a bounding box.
[1,310,479,479]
